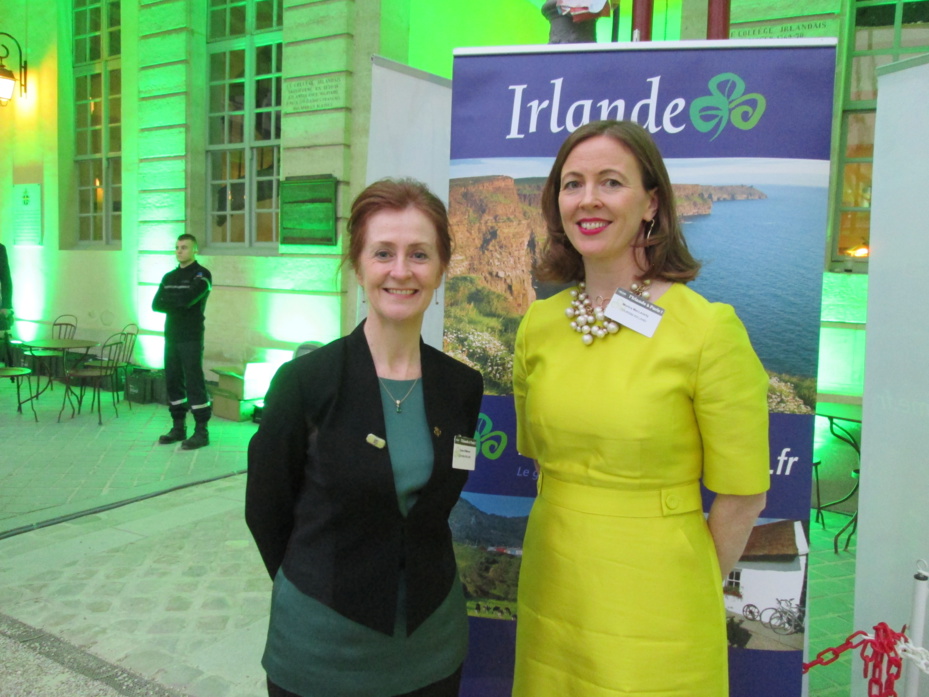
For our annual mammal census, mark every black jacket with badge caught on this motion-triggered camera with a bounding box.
[246,321,484,636]
[152,261,212,343]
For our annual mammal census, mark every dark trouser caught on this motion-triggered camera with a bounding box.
[266,665,463,697]
[164,339,211,424]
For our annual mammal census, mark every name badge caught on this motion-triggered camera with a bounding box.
[605,288,665,338]
[452,436,478,471]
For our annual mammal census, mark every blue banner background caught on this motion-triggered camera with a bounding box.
[450,40,835,697]
[452,45,835,160]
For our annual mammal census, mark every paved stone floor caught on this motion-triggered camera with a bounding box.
[0,383,864,697]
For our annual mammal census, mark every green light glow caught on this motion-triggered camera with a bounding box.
[264,293,342,346]
[9,248,47,336]
[407,0,549,78]
[136,334,165,368]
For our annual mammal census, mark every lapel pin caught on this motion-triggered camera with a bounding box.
[366,433,386,449]
[433,427,442,437]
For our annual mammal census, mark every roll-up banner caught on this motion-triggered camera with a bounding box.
[445,40,835,697]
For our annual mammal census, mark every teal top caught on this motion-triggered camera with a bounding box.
[261,380,468,697]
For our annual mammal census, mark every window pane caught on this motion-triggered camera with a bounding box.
[79,216,94,242]
[228,214,246,243]
[856,3,896,28]
[230,5,247,38]
[89,35,101,62]
[108,0,121,28]
[109,96,121,125]
[228,113,245,144]
[212,185,228,219]
[256,212,277,242]
[256,0,274,31]
[256,77,273,104]
[91,129,103,154]
[841,163,873,208]
[901,0,929,45]
[110,69,121,96]
[91,73,103,100]
[209,116,226,145]
[90,101,102,127]
[89,6,101,32]
[229,80,245,110]
[210,52,226,82]
[109,28,121,57]
[256,45,273,76]
[79,187,94,216]
[210,8,227,41]
[845,112,875,159]
[110,125,121,153]
[77,104,91,130]
[111,158,122,188]
[838,211,871,256]
[77,132,91,157]
[75,10,88,37]
[849,54,893,101]
[855,24,896,50]
[210,84,226,114]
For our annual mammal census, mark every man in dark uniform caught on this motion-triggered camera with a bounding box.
[152,234,213,449]
[0,242,12,325]
[1,242,13,364]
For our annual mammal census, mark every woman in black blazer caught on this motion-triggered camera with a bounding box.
[247,179,484,697]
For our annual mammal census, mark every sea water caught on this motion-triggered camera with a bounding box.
[686,185,826,379]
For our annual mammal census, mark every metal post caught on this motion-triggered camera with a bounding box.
[706,0,731,40]
[631,0,653,41]
[904,560,929,697]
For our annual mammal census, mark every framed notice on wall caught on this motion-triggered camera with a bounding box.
[280,175,338,246]
[12,184,42,246]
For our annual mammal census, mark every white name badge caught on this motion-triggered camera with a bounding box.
[452,436,478,471]
[605,288,665,338]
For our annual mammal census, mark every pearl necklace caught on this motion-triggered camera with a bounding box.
[565,280,651,346]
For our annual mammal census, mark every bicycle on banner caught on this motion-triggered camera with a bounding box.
[742,597,806,635]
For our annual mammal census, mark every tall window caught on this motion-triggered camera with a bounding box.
[73,0,122,245]
[207,0,283,248]
[832,0,929,264]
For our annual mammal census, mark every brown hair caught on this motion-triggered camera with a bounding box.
[535,120,700,284]
[176,233,198,249]
[345,178,451,271]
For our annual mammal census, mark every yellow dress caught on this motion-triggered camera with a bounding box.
[512,283,770,697]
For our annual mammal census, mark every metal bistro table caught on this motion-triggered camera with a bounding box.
[22,337,99,399]
[815,401,863,553]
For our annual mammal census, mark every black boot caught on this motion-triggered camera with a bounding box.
[158,419,187,445]
[181,423,210,450]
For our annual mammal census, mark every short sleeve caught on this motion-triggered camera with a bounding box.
[696,304,770,495]
[513,304,536,460]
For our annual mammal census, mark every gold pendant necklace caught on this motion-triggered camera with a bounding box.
[378,377,419,413]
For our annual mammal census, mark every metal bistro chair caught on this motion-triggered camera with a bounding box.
[1,334,37,422]
[59,333,123,426]
[26,314,78,391]
[84,324,139,409]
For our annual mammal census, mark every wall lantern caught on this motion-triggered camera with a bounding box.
[0,32,28,106]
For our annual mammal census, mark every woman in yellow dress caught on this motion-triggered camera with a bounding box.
[512,120,770,697]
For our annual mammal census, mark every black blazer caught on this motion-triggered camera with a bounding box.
[246,322,484,636]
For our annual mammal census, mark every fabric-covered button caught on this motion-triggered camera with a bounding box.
[665,493,680,510]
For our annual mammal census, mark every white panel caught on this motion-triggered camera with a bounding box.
[12,184,42,246]
[360,57,453,349]
[853,54,929,697]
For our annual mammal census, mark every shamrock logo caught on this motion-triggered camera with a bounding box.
[475,413,507,460]
[689,73,767,140]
